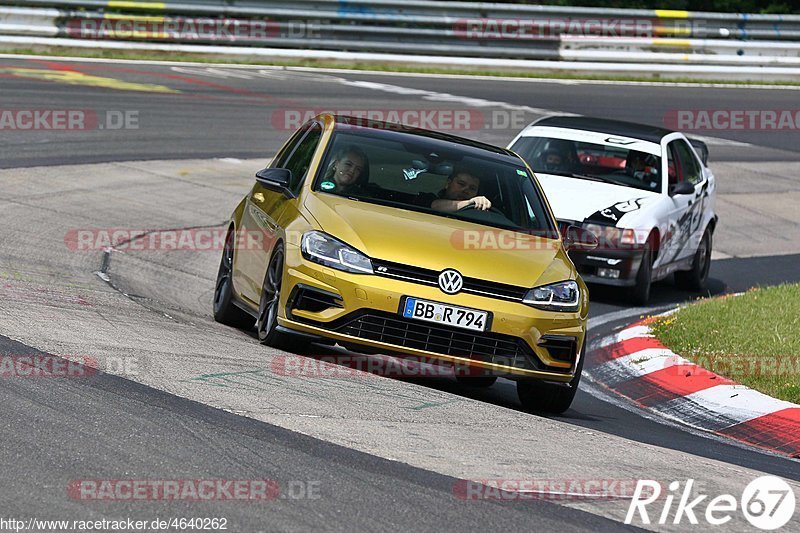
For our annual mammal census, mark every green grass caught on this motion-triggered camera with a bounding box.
[651,284,800,404]
[4,47,800,87]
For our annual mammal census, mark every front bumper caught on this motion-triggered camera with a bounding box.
[569,248,645,288]
[278,243,586,382]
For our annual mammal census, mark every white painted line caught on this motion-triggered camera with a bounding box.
[580,375,787,458]
[588,304,674,331]
[683,385,799,426]
[596,325,654,348]
[609,349,686,376]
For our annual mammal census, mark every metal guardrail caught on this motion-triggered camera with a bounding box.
[1,1,799,75]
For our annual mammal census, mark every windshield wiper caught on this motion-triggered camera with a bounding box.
[569,172,618,184]
[535,168,621,184]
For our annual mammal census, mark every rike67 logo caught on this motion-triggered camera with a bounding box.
[626,476,796,530]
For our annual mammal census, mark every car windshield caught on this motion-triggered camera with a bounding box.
[511,135,662,193]
[313,128,558,238]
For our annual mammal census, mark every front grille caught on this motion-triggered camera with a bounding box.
[371,259,529,302]
[337,312,534,370]
[293,310,570,374]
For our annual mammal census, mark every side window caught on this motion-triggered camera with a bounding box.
[272,122,312,169]
[675,140,702,186]
[283,123,323,192]
[667,141,680,185]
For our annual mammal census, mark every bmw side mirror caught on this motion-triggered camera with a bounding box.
[669,181,695,196]
[564,225,598,252]
[255,168,295,198]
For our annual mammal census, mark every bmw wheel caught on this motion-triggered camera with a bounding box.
[626,238,654,305]
[675,228,711,292]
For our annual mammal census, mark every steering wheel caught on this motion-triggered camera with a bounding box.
[458,203,505,216]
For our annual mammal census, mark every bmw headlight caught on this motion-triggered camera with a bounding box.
[583,223,636,248]
[301,231,373,274]
[523,280,580,312]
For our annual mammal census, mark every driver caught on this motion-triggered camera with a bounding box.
[625,151,657,178]
[416,167,492,213]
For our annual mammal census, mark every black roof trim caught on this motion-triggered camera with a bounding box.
[331,114,519,161]
[533,115,674,143]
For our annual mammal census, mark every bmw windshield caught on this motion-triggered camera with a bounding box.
[511,135,663,193]
[313,126,558,238]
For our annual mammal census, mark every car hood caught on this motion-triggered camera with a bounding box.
[535,172,659,226]
[303,192,572,289]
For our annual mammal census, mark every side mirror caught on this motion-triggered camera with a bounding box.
[564,225,598,252]
[255,168,295,198]
[669,181,695,196]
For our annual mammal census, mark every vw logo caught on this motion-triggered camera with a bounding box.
[438,269,463,295]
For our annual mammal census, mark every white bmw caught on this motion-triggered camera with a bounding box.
[509,116,717,304]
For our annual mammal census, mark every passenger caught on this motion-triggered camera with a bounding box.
[417,166,492,213]
[542,148,568,172]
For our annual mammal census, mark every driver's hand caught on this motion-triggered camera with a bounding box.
[471,196,492,211]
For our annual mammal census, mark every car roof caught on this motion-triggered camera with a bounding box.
[532,116,674,144]
[330,114,522,164]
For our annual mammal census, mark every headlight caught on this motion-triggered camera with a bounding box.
[523,280,580,312]
[583,223,636,248]
[301,231,373,274]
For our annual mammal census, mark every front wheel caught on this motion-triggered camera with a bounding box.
[213,228,254,329]
[675,229,711,292]
[256,243,300,350]
[626,244,653,305]
[517,338,585,414]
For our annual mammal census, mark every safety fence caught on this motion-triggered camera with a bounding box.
[1,1,799,78]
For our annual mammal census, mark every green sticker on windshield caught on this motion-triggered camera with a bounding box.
[516,169,528,177]
[321,181,335,190]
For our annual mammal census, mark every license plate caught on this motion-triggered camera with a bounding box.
[401,297,489,332]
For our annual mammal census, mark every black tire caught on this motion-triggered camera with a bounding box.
[517,338,585,414]
[455,375,498,388]
[213,228,254,329]
[626,242,653,306]
[256,243,307,351]
[675,229,712,292]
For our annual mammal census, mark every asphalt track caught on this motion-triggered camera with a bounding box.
[1,56,800,531]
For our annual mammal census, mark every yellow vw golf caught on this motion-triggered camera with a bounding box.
[213,114,596,413]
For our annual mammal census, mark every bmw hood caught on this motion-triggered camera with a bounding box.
[303,192,573,289]
[535,172,659,226]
